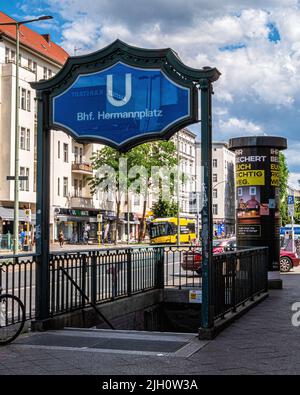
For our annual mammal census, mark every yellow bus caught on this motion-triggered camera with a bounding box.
[149,217,196,244]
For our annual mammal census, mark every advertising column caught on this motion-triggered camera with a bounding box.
[229,137,287,283]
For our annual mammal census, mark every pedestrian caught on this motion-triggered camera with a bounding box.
[83,229,89,245]
[19,228,26,250]
[58,230,64,247]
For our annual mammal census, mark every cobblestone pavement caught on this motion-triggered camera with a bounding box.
[0,274,299,375]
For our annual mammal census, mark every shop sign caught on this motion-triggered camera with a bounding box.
[24,209,31,222]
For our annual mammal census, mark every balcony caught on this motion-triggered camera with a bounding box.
[71,161,93,175]
[70,196,94,209]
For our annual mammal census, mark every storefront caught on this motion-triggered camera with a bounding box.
[0,207,36,249]
[54,208,116,243]
[119,213,140,242]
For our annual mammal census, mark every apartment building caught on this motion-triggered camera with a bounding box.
[0,11,117,245]
[0,12,235,247]
[195,141,236,236]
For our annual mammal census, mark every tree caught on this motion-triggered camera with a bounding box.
[294,199,300,224]
[279,152,289,226]
[128,140,178,242]
[152,197,178,218]
[89,140,177,243]
[89,147,132,243]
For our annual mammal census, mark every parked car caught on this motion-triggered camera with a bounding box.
[181,238,236,274]
[280,250,300,272]
[181,238,300,274]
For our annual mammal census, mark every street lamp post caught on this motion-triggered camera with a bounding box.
[0,16,53,254]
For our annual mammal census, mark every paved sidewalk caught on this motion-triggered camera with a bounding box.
[0,274,300,375]
[0,242,151,255]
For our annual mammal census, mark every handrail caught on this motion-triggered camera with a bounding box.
[0,253,39,259]
[58,265,115,330]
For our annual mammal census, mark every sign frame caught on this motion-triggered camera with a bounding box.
[30,39,221,333]
[31,40,211,152]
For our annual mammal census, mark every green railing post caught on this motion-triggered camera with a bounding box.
[81,254,87,308]
[156,247,165,289]
[35,90,51,321]
[91,252,97,305]
[199,78,214,330]
[127,248,132,296]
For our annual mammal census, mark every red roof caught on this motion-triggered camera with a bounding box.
[0,11,69,65]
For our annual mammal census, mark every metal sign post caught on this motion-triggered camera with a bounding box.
[31,40,220,328]
[199,79,214,330]
[288,195,295,252]
[97,213,102,247]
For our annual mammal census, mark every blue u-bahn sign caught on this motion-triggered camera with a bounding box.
[30,40,208,151]
[52,62,193,149]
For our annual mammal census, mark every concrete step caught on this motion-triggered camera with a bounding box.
[15,327,208,357]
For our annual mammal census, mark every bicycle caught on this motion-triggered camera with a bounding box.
[0,267,25,345]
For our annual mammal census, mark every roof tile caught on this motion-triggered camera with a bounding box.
[0,11,69,65]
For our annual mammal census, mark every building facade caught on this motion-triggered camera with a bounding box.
[195,141,236,236]
[0,11,236,248]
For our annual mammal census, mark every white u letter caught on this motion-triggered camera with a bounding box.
[106,73,132,107]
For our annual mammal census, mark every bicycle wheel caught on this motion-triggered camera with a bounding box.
[0,294,25,345]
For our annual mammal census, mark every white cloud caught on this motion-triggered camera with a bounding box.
[217,117,264,137]
[32,0,300,175]
[288,172,300,189]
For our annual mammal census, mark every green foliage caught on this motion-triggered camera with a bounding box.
[89,140,178,242]
[89,140,178,196]
[294,200,300,224]
[279,152,289,226]
[152,197,178,218]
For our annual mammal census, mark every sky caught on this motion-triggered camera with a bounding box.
[2,0,300,187]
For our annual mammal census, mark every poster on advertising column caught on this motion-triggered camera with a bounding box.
[229,136,287,271]
[237,186,261,237]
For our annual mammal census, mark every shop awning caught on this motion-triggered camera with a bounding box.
[0,207,36,223]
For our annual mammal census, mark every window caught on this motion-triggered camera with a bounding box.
[33,162,37,192]
[48,69,53,78]
[20,167,25,190]
[32,61,37,74]
[57,178,60,196]
[74,146,82,163]
[74,179,82,197]
[213,173,218,183]
[63,177,68,197]
[34,125,37,160]
[134,194,140,206]
[5,47,9,63]
[26,90,31,111]
[63,143,68,162]
[34,98,37,120]
[26,129,30,150]
[19,89,31,111]
[213,189,218,198]
[21,88,26,110]
[11,50,15,63]
[213,159,218,167]
[20,127,26,150]
[213,204,218,215]
[43,67,47,79]
[58,141,60,158]
[28,58,32,70]
[20,167,29,191]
